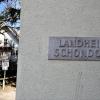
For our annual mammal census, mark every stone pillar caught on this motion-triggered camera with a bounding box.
[16,0,100,100]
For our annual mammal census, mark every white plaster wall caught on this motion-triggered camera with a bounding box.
[16,0,100,100]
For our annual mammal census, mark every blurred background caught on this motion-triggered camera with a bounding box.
[0,0,21,97]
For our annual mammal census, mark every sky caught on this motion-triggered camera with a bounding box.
[0,2,6,13]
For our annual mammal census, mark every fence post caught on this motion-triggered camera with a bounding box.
[3,70,6,90]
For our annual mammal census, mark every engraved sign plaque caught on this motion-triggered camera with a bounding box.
[48,37,100,61]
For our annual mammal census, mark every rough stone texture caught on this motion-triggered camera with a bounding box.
[16,0,100,100]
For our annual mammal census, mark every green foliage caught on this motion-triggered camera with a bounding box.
[4,7,21,24]
[0,0,21,25]
[0,15,4,21]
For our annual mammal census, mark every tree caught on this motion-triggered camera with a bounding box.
[0,0,5,2]
[0,0,21,27]
[4,7,20,24]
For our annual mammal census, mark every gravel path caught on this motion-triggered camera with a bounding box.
[0,86,16,100]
